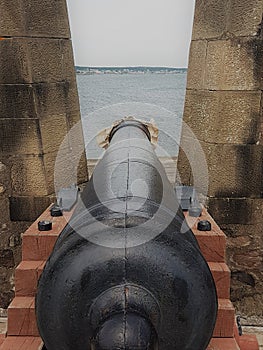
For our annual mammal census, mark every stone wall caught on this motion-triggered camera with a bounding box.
[0,162,28,313]
[0,0,88,310]
[0,0,88,222]
[178,0,263,324]
[0,162,13,311]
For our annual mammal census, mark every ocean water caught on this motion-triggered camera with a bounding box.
[76,72,187,158]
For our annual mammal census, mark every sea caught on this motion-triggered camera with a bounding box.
[76,71,187,158]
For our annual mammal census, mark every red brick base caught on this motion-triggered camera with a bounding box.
[0,206,259,350]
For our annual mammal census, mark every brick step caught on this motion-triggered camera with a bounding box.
[7,295,234,339]
[0,335,5,347]
[15,261,45,297]
[186,210,226,263]
[15,260,230,299]
[238,335,259,350]
[207,337,240,350]
[22,209,226,262]
[7,297,38,337]
[0,336,249,350]
[234,325,260,350]
[22,207,225,263]
[210,335,260,350]
[213,299,235,338]
[0,336,43,350]
[208,262,230,299]
[22,206,73,261]
[2,335,256,350]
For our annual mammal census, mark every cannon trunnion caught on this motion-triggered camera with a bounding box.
[36,120,217,350]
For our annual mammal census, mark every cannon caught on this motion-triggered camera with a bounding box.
[36,119,217,350]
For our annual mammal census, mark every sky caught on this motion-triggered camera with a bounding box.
[66,0,195,68]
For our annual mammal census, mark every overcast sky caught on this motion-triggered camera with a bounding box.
[66,0,195,68]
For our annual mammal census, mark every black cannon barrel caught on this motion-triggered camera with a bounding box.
[36,120,217,350]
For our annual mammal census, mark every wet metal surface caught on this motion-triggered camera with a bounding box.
[36,120,217,350]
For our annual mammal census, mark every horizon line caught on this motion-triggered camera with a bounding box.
[75,65,188,69]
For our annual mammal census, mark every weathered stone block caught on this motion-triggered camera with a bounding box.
[178,140,263,198]
[0,290,14,310]
[27,38,77,84]
[183,90,262,144]
[77,152,89,184]
[0,223,12,251]
[34,82,67,117]
[0,267,14,287]
[33,80,80,119]
[67,112,83,130]
[234,294,263,325]
[0,198,10,225]
[177,122,211,194]
[206,38,260,90]
[230,248,262,276]
[226,225,262,273]
[40,114,69,154]
[221,222,263,239]
[231,270,263,325]
[61,40,77,81]
[187,40,208,90]
[66,119,88,182]
[221,221,263,325]
[208,198,263,225]
[35,81,80,114]
[43,150,75,194]
[0,0,25,36]
[0,38,76,84]
[0,119,41,155]
[28,38,64,83]
[0,162,10,194]
[192,0,263,40]
[202,143,263,197]
[176,148,193,186]
[65,82,81,116]
[0,84,37,119]
[0,0,70,38]
[0,249,14,268]
[192,0,228,40]
[24,0,70,38]
[227,0,263,37]
[43,148,88,194]
[252,38,263,90]
[0,38,31,84]
[10,195,55,222]
[67,116,86,148]
[10,155,48,196]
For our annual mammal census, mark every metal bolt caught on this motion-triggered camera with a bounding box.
[50,205,63,217]
[197,220,211,231]
[38,220,52,231]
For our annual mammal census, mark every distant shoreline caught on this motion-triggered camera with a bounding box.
[75,66,187,75]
